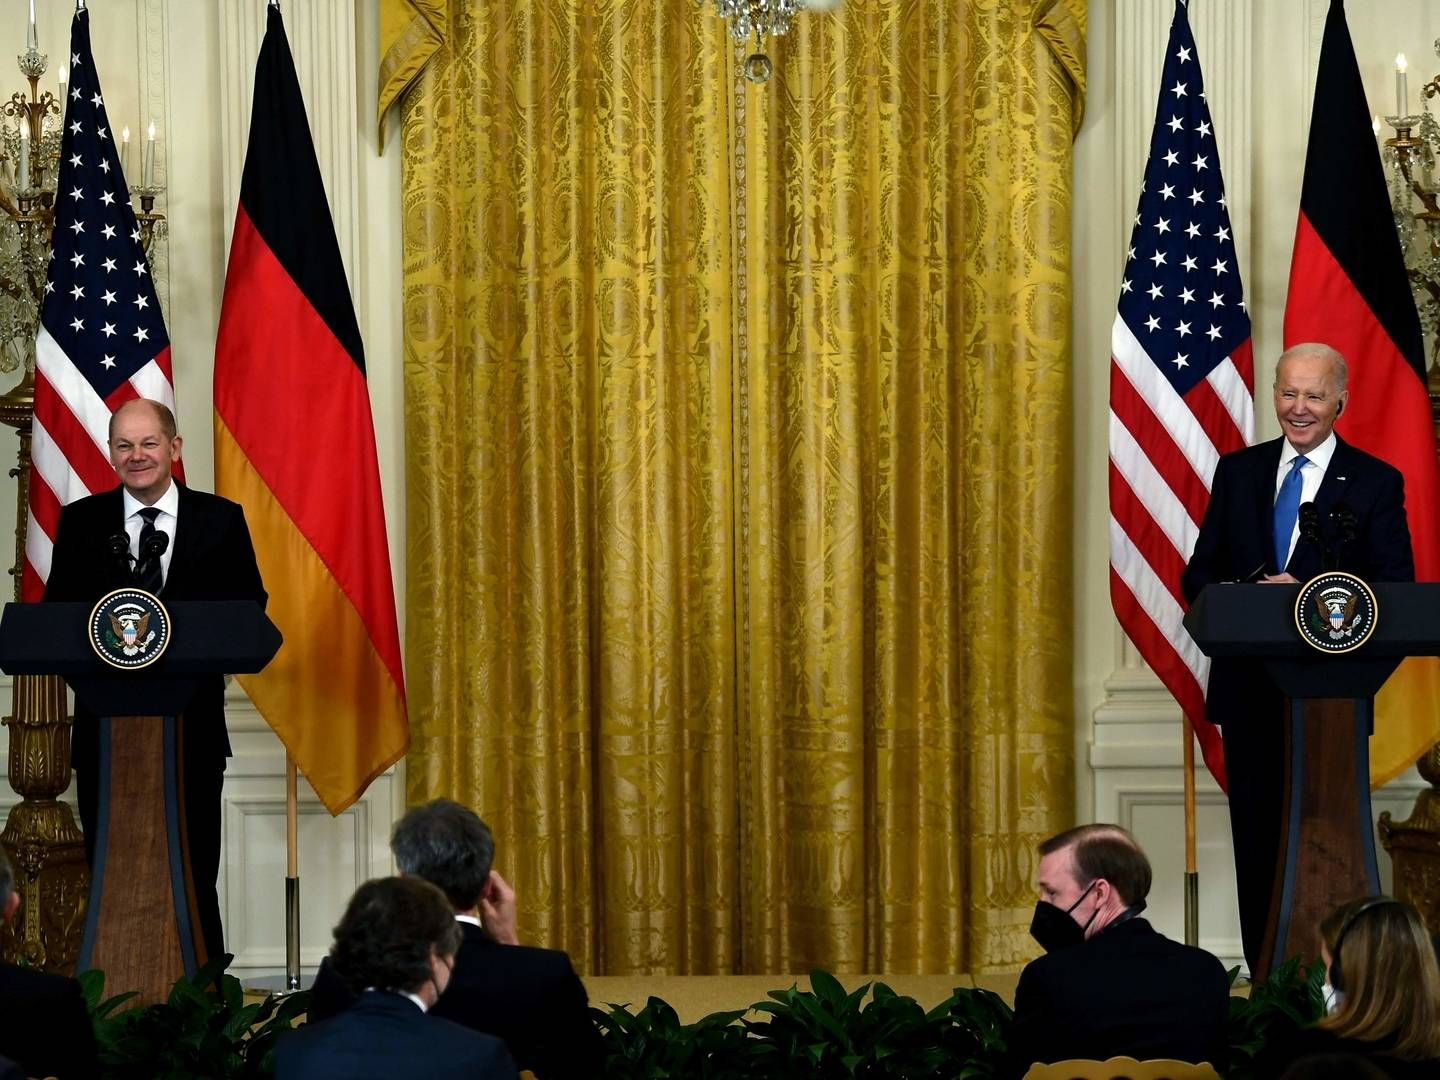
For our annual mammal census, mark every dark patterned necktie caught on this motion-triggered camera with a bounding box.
[137,506,165,593]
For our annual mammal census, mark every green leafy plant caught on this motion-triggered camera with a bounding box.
[81,955,310,1080]
[742,970,1012,1078]
[1225,956,1326,1080]
[592,996,750,1079]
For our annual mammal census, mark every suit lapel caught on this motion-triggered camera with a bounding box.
[1312,436,1355,516]
[162,483,197,594]
[1253,438,1285,573]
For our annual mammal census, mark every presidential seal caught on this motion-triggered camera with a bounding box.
[1294,572,1378,654]
[89,588,171,670]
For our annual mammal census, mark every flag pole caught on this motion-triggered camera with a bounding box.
[285,753,301,991]
[1183,714,1199,946]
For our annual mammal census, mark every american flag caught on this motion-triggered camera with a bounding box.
[1108,0,1253,783]
[24,7,176,601]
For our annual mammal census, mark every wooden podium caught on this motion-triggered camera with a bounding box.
[0,600,280,1002]
[1185,582,1440,980]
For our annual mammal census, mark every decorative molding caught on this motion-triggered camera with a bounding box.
[217,0,360,289]
[221,781,393,976]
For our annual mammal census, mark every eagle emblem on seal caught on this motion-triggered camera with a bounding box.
[108,608,154,655]
[1314,586,1360,640]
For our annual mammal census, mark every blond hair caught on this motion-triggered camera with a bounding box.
[1317,898,1440,1060]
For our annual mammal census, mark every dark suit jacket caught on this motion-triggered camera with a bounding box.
[1005,918,1230,1077]
[276,990,517,1080]
[1182,434,1413,599]
[310,921,601,1078]
[0,961,99,1080]
[1181,435,1413,726]
[43,482,267,765]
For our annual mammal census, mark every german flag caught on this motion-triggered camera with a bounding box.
[1284,0,1440,786]
[214,5,407,814]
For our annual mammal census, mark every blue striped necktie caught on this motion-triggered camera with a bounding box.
[1273,455,1308,573]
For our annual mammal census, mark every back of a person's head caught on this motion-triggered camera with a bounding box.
[390,798,495,910]
[329,876,462,997]
[1279,1052,1390,1080]
[1318,896,1440,1060]
[1038,823,1152,906]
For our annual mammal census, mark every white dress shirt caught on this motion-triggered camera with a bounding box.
[1275,432,1336,569]
[122,481,179,585]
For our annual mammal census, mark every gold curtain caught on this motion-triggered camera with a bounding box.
[388,0,1084,976]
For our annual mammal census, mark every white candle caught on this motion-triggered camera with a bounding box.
[121,126,130,180]
[1397,53,1409,116]
[144,120,156,188]
[58,68,67,107]
[18,124,30,193]
[1373,114,1382,137]
[27,0,37,53]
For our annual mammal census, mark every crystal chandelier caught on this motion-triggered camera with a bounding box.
[703,0,804,84]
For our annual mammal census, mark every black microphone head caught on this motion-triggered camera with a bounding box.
[140,531,169,559]
[106,532,130,558]
[1298,501,1322,537]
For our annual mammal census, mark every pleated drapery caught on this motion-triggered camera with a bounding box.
[385,0,1085,976]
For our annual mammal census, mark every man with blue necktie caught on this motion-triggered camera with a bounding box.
[1182,341,1414,975]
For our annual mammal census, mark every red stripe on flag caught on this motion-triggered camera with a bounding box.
[1110,369,1211,527]
[1230,338,1255,388]
[1183,376,1248,457]
[21,557,43,603]
[104,381,139,410]
[32,370,116,494]
[28,471,61,544]
[215,208,404,691]
[1110,569,1227,791]
[1286,214,1440,580]
[1108,466,1189,606]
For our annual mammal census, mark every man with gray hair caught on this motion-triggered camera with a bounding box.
[0,847,98,1078]
[310,799,601,1077]
[1183,341,1414,973]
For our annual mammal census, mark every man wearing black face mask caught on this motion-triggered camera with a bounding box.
[1005,825,1231,1078]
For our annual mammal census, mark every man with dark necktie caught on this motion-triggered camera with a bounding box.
[1182,342,1414,974]
[43,397,267,961]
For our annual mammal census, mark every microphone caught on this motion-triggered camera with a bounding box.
[1331,504,1358,553]
[1298,501,1336,570]
[134,530,169,588]
[106,531,133,566]
[139,530,169,562]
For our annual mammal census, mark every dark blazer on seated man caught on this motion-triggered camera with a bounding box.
[1007,824,1230,1078]
[276,990,517,1080]
[310,919,598,1078]
[1008,915,1231,1074]
[0,959,100,1080]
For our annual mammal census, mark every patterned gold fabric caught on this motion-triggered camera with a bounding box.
[388,0,1083,975]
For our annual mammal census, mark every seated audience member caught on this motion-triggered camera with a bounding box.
[1005,824,1230,1078]
[276,876,516,1079]
[1270,897,1440,1080]
[310,799,601,1077]
[0,849,99,1080]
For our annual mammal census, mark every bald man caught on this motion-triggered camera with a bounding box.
[44,398,267,961]
[1182,342,1414,973]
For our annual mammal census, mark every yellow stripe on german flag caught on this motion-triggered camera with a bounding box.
[215,7,407,814]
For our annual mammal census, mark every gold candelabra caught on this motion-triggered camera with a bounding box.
[0,26,166,973]
[1378,39,1440,940]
